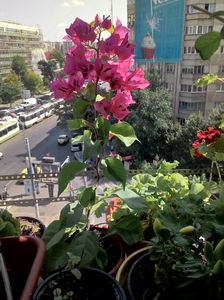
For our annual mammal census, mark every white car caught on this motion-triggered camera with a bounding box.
[0,152,3,159]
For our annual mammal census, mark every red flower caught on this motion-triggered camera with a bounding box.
[192,127,223,158]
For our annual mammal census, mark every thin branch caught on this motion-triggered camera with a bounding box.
[192,5,224,23]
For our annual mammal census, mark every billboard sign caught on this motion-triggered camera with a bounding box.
[135,0,185,63]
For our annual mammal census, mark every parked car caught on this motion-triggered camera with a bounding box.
[71,142,82,152]
[0,152,3,159]
[57,134,69,145]
[18,167,41,184]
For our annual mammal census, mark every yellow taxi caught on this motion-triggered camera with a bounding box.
[18,167,41,184]
[57,134,69,145]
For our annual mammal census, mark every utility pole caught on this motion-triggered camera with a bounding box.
[22,124,39,218]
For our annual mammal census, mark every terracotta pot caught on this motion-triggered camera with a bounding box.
[0,236,46,300]
[17,216,46,238]
[116,246,151,299]
[33,268,127,299]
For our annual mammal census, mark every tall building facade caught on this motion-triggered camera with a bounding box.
[128,0,224,122]
[0,19,43,79]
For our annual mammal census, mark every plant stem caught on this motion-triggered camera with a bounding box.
[214,160,222,183]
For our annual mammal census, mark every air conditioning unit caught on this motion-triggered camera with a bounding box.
[42,156,55,163]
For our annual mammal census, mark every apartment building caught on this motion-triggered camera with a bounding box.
[0,19,43,79]
[128,0,224,122]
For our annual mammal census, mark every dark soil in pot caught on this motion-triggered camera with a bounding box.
[17,216,45,238]
[34,268,126,300]
[127,252,161,300]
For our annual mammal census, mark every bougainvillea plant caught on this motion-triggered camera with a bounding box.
[51,15,149,197]
[192,119,224,182]
[42,15,149,272]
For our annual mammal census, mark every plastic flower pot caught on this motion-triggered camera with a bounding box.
[33,267,127,299]
[127,252,156,300]
[116,246,151,299]
[17,216,46,238]
[0,236,46,300]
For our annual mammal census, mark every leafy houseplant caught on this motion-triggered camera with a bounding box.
[42,14,150,276]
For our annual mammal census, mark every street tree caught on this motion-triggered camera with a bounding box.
[0,80,20,105]
[113,87,173,167]
[49,49,65,68]
[4,73,21,90]
[38,60,56,87]
[23,70,43,95]
[208,103,224,128]
[11,55,27,80]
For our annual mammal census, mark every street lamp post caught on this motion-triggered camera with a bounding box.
[22,123,40,218]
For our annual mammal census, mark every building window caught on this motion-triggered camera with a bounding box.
[186,25,213,35]
[166,64,175,73]
[181,84,207,93]
[184,46,197,54]
[218,65,224,73]
[179,101,205,111]
[214,102,222,108]
[221,46,224,54]
[216,84,224,92]
[165,83,174,91]
[187,4,215,14]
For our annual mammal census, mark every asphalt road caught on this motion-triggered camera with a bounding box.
[0,115,72,191]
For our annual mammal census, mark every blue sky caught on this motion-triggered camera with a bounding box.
[0,0,127,41]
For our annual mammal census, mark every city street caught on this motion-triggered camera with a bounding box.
[0,115,119,225]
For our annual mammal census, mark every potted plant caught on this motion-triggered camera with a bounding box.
[17,215,46,238]
[35,13,150,298]
[0,210,46,300]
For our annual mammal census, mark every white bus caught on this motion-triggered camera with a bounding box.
[19,107,46,128]
[0,118,20,144]
[42,103,54,117]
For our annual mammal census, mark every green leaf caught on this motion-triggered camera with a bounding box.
[79,187,96,207]
[95,94,104,102]
[42,220,61,245]
[95,116,110,144]
[95,247,107,270]
[110,122,139,147]
[214,135,224,152]
[90,200,107,218]
[102,157,127,189]
[113,187,148,210]
[196,74,218,87]
[73,99,89,117]
[86,82,96,100]
[219,114,224,131]
[58,161,86,196]
[43,240,72,272]
[45,228,67,250]
[210,11,224,18]
[68,119,87,131]
[59,202,84,228]
[195,32,221,60]
[107,215,144,245]
[221,25,224,39]
[70,231,100,268]
[83,139,101,162]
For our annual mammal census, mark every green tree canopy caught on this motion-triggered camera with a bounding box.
[23,70,43,95]
[4,73,20,90]
[113,87,173,167]
[11,55,27,79]
[49,49,65,68]
[38,60,56,87]
[0,80,20,105]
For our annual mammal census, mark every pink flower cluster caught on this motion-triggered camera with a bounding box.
[50,15,149,121]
